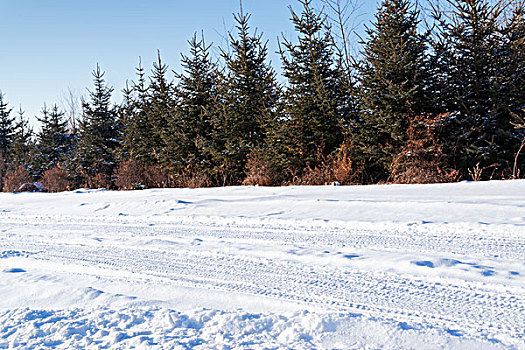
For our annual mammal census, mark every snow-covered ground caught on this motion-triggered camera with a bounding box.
[0,181,523,349]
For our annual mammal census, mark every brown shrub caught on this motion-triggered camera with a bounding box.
[2,165,31,192]
[293,142,362,186]
[389,114,459,184]
[176,165,212,188]
[114,159,146,190]
[0,152,6,191]
[90,172,112,189]
[242,151,275,186]
[41,167,72,192]
[114,159,173,190]
[147,165,172,188]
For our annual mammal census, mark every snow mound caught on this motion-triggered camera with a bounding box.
[0,308,503,350]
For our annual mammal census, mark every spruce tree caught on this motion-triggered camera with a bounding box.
[433,0,521,178]
[269,0,344,179]
[119,60,157,165]
[356,0,432,182]
[33,104,71,177]
[166,33,218,175]
[0,93,14,190]
[0,92,14,160]
[149,52,174,165]
[75,65,120,186]
[118,81,136,161]
[214,7,280,184]
[501,2,525,177]
[10,107,34,172]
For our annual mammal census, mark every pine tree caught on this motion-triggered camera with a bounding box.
[356,0,432,182]
[433,0,520,178]
[214,6,280,184]
[75,65,120,187]
[165,33,218,175]
[269,0,344,180]
[33,104,71,177]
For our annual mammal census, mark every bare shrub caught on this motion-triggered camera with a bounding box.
[242,151,275,186]
[293,142,362,185]
[330,142,362,184]
[0,152,6,191]
[390,114,459,184]
[297,163,330,185]
[2,165,31,192]
[41,166,72,192]
[176,165,212,188]
[468,163,483,182]
[511,111,525,179]
[146,165,172,188]
[90,172,112,189]
[114,159,172,190]
[114,159,146,190]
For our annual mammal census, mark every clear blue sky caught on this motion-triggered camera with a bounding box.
[0,0,379,124]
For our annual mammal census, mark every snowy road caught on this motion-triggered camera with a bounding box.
[0,181,524,348]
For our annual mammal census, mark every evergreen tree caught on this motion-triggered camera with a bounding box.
[0,92,14,160]
[75,65,120,186]
[120,60,162,165]
[501,1,525,177]
[33,104,71,177]
[149,52,175,165]
[0,92,14,191]
[356,0,432,181]
[165,33,218,175]
[269,0,344,179]
[118,80,136,161]
[10,107,34,172]
[214,7,280,184]
[433,0,521,178]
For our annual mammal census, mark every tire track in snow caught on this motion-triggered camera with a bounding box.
[1,215,524,346]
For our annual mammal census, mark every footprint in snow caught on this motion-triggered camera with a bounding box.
[412,259,498,277]
[343,254,360,259]
[446,329,463,337]
[0,250,24,259]
[3,268,26,273]
[398,322,415,330]
[412,261,435,268]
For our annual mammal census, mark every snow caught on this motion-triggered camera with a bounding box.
[0,180,523,349]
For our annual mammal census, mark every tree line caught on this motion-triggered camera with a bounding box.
[0,0,524,192]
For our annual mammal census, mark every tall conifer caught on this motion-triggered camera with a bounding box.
[433,0,521,178]
[356,0,431,181]
[119,60,158,165]
[213,6,280,184]
[269,0,343,179]
[0,92,14,160]
[33,104,71,177]
[150,52,174,165]
[75,65,120,186]
[10,107,34,171]
[166,34,218,174]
